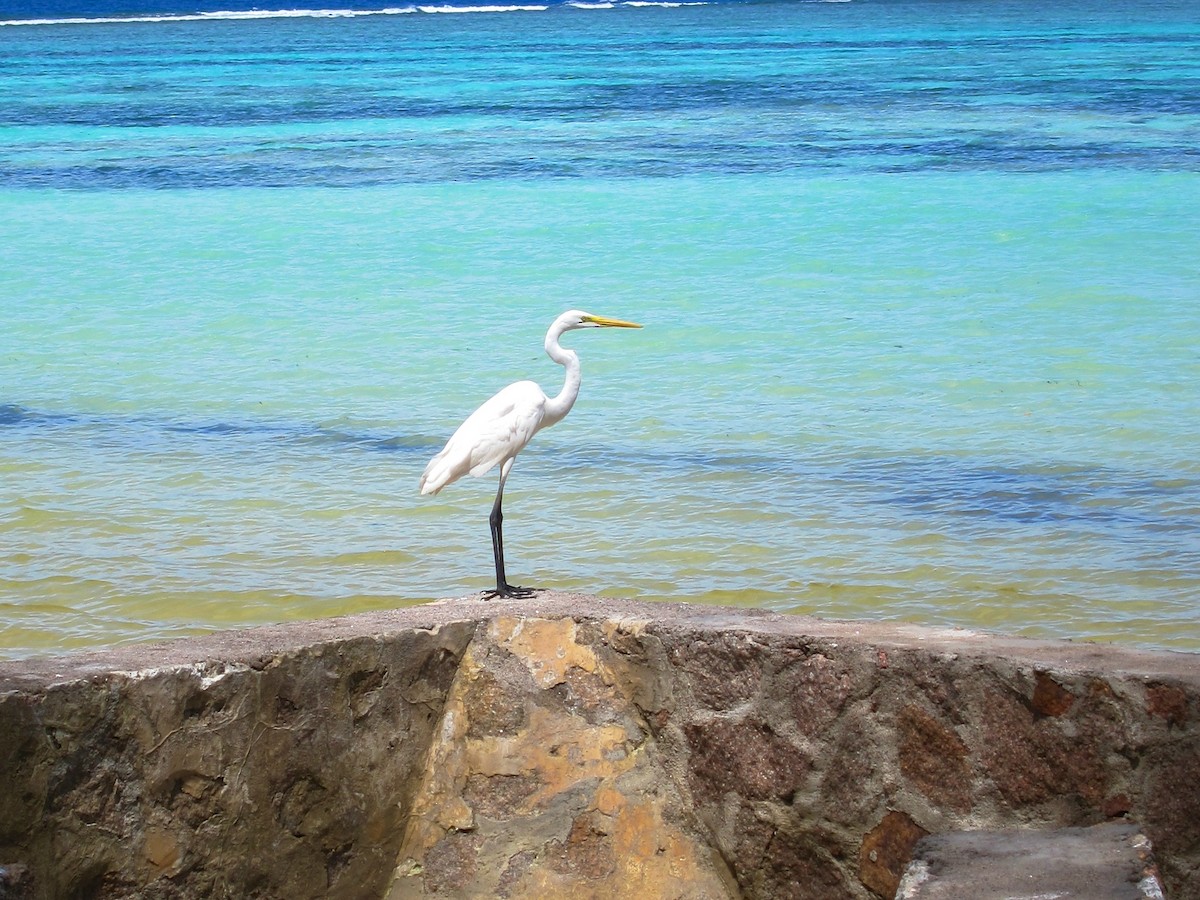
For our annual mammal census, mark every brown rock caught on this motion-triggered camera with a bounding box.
[860,810,929,899]
[547,812,617,878]
[1031,671,1075,717]
[730,806,855,900]
[462,773,543,821]
[784,652,855,737]
[495,850,537,898]
[979,685,1107,809]
[1103,793,1133,819]
[422,831,483,895]
[898,706,972,812]
[677,632,765,711]
[685,718,810,803]
[1146,683,1188,727]
[463,666,529,738]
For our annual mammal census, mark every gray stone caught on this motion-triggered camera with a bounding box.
[896,823,1165,899]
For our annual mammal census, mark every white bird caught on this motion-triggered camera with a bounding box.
[420,310,642,598]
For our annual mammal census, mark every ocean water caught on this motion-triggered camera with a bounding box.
[2,0,1199,658]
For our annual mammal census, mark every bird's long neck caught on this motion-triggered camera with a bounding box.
[542,325,581,428]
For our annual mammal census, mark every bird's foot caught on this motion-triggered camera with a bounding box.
[482,583,538,600]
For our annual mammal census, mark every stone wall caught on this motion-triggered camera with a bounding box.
[2,594,1198,899]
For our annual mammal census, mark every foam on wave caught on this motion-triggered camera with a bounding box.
[0,0,707,26]
[2,8,414,25]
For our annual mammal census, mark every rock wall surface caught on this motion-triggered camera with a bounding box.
[1,594,1198,899]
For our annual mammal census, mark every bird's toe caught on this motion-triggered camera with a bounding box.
[482,584,537,600]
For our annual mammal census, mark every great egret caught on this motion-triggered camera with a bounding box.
[420,310,642,598]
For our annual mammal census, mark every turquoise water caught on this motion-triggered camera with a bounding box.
[2,0,1199,657]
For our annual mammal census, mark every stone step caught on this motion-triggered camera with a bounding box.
[895,822,1165,900]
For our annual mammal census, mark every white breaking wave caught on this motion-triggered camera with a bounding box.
[2,7,415,25]
[0,0,711,26]
[0,4,568,26]
[415,4,547,12]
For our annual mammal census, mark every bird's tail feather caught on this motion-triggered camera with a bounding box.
[419,449,461,495]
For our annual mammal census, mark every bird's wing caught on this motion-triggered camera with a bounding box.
[420,381,547,495]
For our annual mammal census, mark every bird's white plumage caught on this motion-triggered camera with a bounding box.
[419,380,546,495]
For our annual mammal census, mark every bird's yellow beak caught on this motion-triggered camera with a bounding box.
[583,314,642,329]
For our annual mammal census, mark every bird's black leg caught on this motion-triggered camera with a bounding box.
[484,470,534,599]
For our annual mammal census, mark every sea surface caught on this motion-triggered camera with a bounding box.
[2,0,1199,658]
